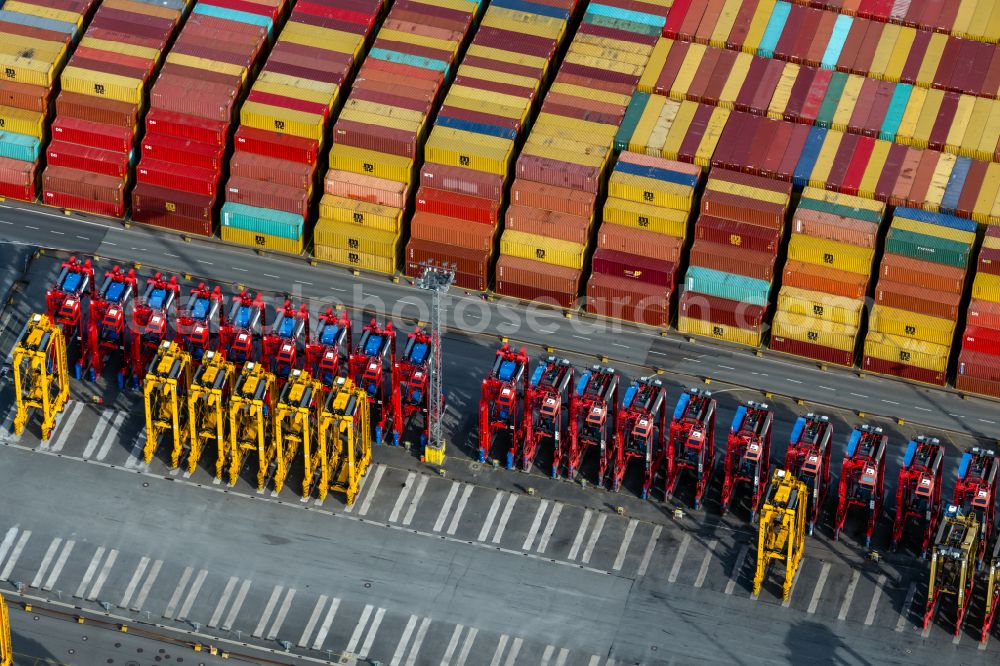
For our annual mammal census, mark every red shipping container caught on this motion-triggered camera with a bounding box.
[0,179,34,201]
[353,86,434,116]
[43,189,123,218]
[678,290,766,329]
[510,179,596,219]
[506,205,589,245]
[878,253,966,294]
[783,260,869,299]
[46,141,129,179]
[132,182,213,222]
[50,117,131,153]
[151,81,237,123]
[592,249,676,289]
[405,238,489,278]
[136,159,220,197]
[862,355,946,386]
[415,186,499,225]
[411,212,494,251]
[696,215,782,253]
[132,208,213,236]
[460,54,541,80]
[495,280,577,309]
[230,152,314,190]
[962,326,1000,356]
[246,90,329,119]
[955,374,1000,399]
[295,1,377,28]
[147,109,227,146]
[0,155,34,186]
[875,280,961,319]
[586,273,671,328]
[0,19,72,45]
[325,170,406,208]
[515,154,601,194]
[770,335,855,367]
[977,248,1000,276]
[597,223,683,262]
[496,255,580,294]
[141,134,225,172]
[957,349,1000,382]
[419,162,503,200]
[690,239,777,282]
[967,298,1000,330]
[225,177,309,219]
[234,126,318,165]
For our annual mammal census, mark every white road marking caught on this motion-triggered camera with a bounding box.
[164,567,194,619]
[913,406,932,412]
[522,500,549,551]
[404,617,432,666]
[807,563,831,614]
[636,525,661,576]
[838,570,861,621]
[123,428,147,470]
[95,413,127,461]
[294,280,313,286]
[554,647,569,666]
[402,475,429,526]
[568,510,593,560]
[390,614,419,666]
[725,545,749,595]
[176,568,208,622]
[345,603,374,654]
[118,556,149,608]
[0,528,16,573]
[86,548,117,601]
[849,392,867,398]
[613,520,638,570]
[24,225,38,230]
[455,627,479,666]
[47,402,84,452]
[478,491,505,542]
[668,534,691,583]
[263,273,280,279]
[49,230,64,235]
[266,587,297,640]
[447,484,474,535]
[83,410,114,458]
[197,260,213,266]
[786,379,802,384]
[896,583,917,632]
[131,559,162,612]
[588,657,600,666]
[389,472,417,523]
[440,624,465,666]
[572,335,590,341]
[782,560,804,607]
[503,638,523,666]
[694,540,717,588]
[980,419,996,425]
[31,537,62,588]
[209,576,239,628]
[232,267,248,273]
[310,596,340,650]
[491,493,518,544]
[537,503,563,553]
[864,574,887,626]
[611,343,628,348]
[76,235,89,240]
[0,530,30,581]
[434,482,460,532]
[77,547,106,599]
[650,351,666,356]
[356,464,386,516]
[253,585,285,638]
[582,513,608,565]
[819,386,835,391]
[45,540,74,588]
[298,594,329,647]
[882,399,899,405]
[540,645,555,666]
[718,364,735,370]
[163,252,179,258]
[490,635,509,666]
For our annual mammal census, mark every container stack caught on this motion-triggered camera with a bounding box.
[219,0,384,254]
[403,0,577,291]
[495,0,672,307]
[585,151,700,327]
[0,0,92,201]
[957,225,1000,398]
[42,0,188,217]
[313,0,481,275]
[863,207,976,385]
[131,0,287,235]
[770,188,885,366]
[678,168,792,348]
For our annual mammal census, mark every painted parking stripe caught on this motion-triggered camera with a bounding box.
[807,563,831,614]
[209,577,239,629]
[613,520,638,570]
[390,614,419,666]
[725,545,749,595]
[266,587,297,641]
[345,604,374,655]
[48,402,84,452]
[636,525,661,576]
[76,547,105,599]
[541,645,555,666]
[491,493,518,544]
[693,540,717,589]
[0,528,19,571]
[389,472,417,524]
[864,574,887,626]
[440,624,465,666]
[95,413,127,461]
[522,500,549,551]
[31,538,62,588]
[310,597,340,650]
[82,410,113,458]
[119,557,150,608]
[568,511,592,561]
[43,538,75,591]
[896,583,917,632]
[477,491,504,542]
[582,514,608,565]
[357,606,386,659]
[131,560,162,612]
[402,475,429,526]
[667,534,690,584]
[503,637,522,666]
[163,567,194,619]
[404,617,432,666]
[433,482,461,532]
[86,548,117,601]
[0,530,29,581]
[455,627,478,666]
[838,571,861,621]
[253,585,284,638]
[298,594,329,648]
[554,647,570,666]
[447,485,474,536]
[537,504,563,554]
[176,569,208,622]
[356,465,386,516]
[489,635,509,666]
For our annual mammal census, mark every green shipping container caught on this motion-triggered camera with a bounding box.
[885,228,970,269]
[816,72,849,129]
[684,267,770,307]
[221,202,303,241]
[797,197,883,224]
[615,92,649,152]
[584,12,662,36]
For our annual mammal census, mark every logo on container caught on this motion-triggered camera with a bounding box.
[348,239,359,249]
[94,83,105,95]
[729,234,742,246]
[348,253,359,264]
[813,305,824,316]
[643,191,654,202]
[535,249,545,259]
[255,235,265,246]
[823,253,834,264]
[459,155,470,166]
[353,213,363,224]
[165,202,176,212]
[712,326,724,336]
[905,325,916,335]
[274,120,285,131]
[4,68,14,79]
[899,351,911,362]
[807,331,818,341]
[637,216,649,227]
[363,163,374,173]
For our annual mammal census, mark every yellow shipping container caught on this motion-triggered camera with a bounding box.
[893,215,975,245]
[959,96,992,161]
[378,28,458,55]
[257,71,337,95]
[549,82,630,108]
[669,43,706,101]
[912,88,944,149]
[718,53,752,110]
[786,235,875,274]
[973,163,1000,224]
[524,134,611,162]
[645,99,681,157]
[314,220,399,257]
[521,141,606,169]
[167,53,245,80]
[984,232,1000,250]
[574,34,650,57]
[281,28,362,58]
[104,0,178,20]
[444,93,524,120]
[457,65,538,91]
[328,144,413,184]
[895,85,927,146]
[987,1,1000,43]
[661,100,697,161]
[409,0,477,13]
[771,311,858,352]
[339,107,421,134]
[484,10,565,41]
[678,316,762,348]
[0,105,44,139]
[869,23,900,80]
[710,0,742,48]
[448,84,530,115]
[0,54,56,87]
[240,102,324,141]
[807,130,843,189]
[864,333,949,372]
[858,140,892,200]
[501,230,585,270]
[603,197,690,236]
[609,172,694,210]
[344,98,425,125]
[222,226,304,255]
[972,272,1000,302]
[695,107,731,167]
[777,287,863,327]
[922,153,956,212]
[766,63,798,120]
[914,32,949,89]
[61,66,144,104]
[978,101,1000,162]
[952,0,979,39]
[564,52,644,77]
[0,34,67,60]
[945,95,977,154]
[743,0,777,54]
[5,1,82,27]
[884,26,916,83]
[831,75,864,132]
[253,80,333,107]
[570,41,650,66]
[801,186,885,214]
[424,129,513,176]
[638,39,671,94]
[628,94,667,153]
[869,305,955,346]
[465,45,547,71]
[707,177,789,206]
[314,246,397,275]
[536,112,617,140]
[80,37,159,64]
[319,194,403,233]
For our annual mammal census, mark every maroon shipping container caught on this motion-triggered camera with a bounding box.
[957,349,1000,382]
[760,121,794,180]
[696,214,781,253]
[0,19,72,45]
[461,54,542,80]
[957,159,989,218]
[770,335,854,367]
[506,205,589,245]
[333,118,418,159]
[230,152,314,189]
[142,134,225,172]
[158,62,243,89]
[861,355,946,386]
[690,239,777,282]
[591,249,676,289]
[150,81,237,123]
[653,38,689,95]
[596,223,683,262]
[354,68,440,101]
[132,182,213,223]
[234,126,318,165]
[701,192,786,229]
[703,49,738,105]
[473,26,556,60]
[136,159,220,197]
[495,255,581,294]
[515,154,601,194]
[132,208,214,236]
[415,186,500,225]
[43,165,124,210]
[495,280,577,309]
[46,141,129,179]
[411,211,494,251]
[404,261,487,291]
[979,248,1000,276]
[955,374,1000,400]
[405,238,489,277]
[225,177,309,218]
[586,273,671,327]
[419,162,503,200]
[678,290,765,328]
[776,123,812,182]
[147,109,228,146]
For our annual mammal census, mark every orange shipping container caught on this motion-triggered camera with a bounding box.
[505,205,590,245]
[411,212,494,252]
[510,178,597,220]
[781,260,869,300]
[596,224,684,263]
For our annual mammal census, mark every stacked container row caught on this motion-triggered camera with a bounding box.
[862,208,976,385]
[639,37,1000,165]
[957,225,1000,398]
[0,0,93,201]
[678,168,792,348]
[769,187,885,366]
[131,0,288,235]
[799,0,1000,44]
[586,151,701,327]
[618,91,1000,228]
[42,0,189,217]
[663,0,1000,99]
[219,0,384,253]
[313,0,482,275]
[494,0,672,307]
[403,0,578,291]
